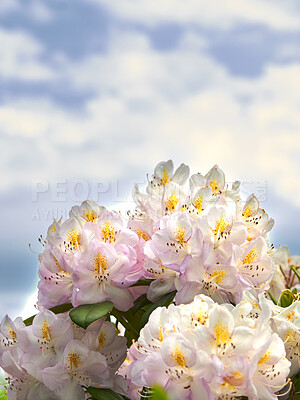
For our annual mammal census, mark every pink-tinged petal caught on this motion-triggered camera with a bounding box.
[208,305,235,343]
[42,363,70,391]
[190,378,214,400]
[72,282,107,306]
[104,285,134,311]
[115,229,139,247]
[172,163,190,185]
[147,277,176,302]
[161,333,196,368]
[57,380,86,400]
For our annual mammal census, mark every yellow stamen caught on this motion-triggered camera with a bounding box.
[191,310,208,325]
[67,352,81,369]
[161,170,170,186]
[165,194,179,211]
[210,179,220,195]
[243,205,253,219]
[210,269,227,285]
[171,347,186,367]
[258,351,271,365]
[243,248,258,264]
[221,382,235,390]
[223,371,244,386]
[83,209,98,223]
[97,331,107,350]
[213,323,231,346]
[67,229,81,248]
[286,311,296,322]
[7,326,16,340]
[215,217,229,234]
[94,253,108,276]
[136,228,150,241]
[175,225,185,244]
[193,194,203,212]
[40,321,52,342]
[101,222,116,243]
[158,327,163,342]
[53,255,70,275]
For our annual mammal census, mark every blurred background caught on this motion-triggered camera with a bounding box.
[1,0,300,320]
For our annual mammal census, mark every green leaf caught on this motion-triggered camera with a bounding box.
[130,278,154,287]
[291,266,300,283]
[279,289,296,308]
[86,387,129,400]
[268,291,277,305]
[150,385,170,400]
[131,294,152,315]
[69,301,113,329]
[0,376,7,399]
[287,367,300,399]
[139,290,176,329]
[23,302,73,326]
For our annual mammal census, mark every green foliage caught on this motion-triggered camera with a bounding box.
[290,266,300,284]
[279,289,296,308]
[288,370,300,400]
[69,301,114,329]
[0,378,7,400]
[130,279,154,287]
[86,387,130,400]
[20,289,180,400]
[139,290,176,329]
[150,385,171,400]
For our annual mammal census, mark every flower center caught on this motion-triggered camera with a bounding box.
[215,217,229,234]
[7,325,16,340]
[193,194,203,213]
[223,370,244,386]
[97,331,107,350]
[210,179,220,195]
[258,350,271,365]
[243,205,253,219]
[213,323,230,346]
[67,229,81,249]
[171,347,186,367]
[243,248,258,264]
[210,269,227,285]
[175,225,185,244]
[161,170,170,186]
[83,210,98,223]
[93,253,108,276]
[165,194,179,211]
[136,228,150,241]
[66,352,81,370]
[101,222,116,243]
[40,321,52,342]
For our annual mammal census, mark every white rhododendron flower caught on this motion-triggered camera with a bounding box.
[2,160,300,399]
[126,294,291,400]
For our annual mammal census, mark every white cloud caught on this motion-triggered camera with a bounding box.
[91,0,300,31]
[29,1,53,23]
[0,0,19,15]
[1,28,300,210]
[0,28,55,81]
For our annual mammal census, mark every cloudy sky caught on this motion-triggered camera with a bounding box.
[1,0,300,319]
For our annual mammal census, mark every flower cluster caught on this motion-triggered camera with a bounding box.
[38,203,142,311]
[269,245,300,300]
[124,293,291,400]
[0,310,127,399]
[1,160,300,400]
[129,161,274,305]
